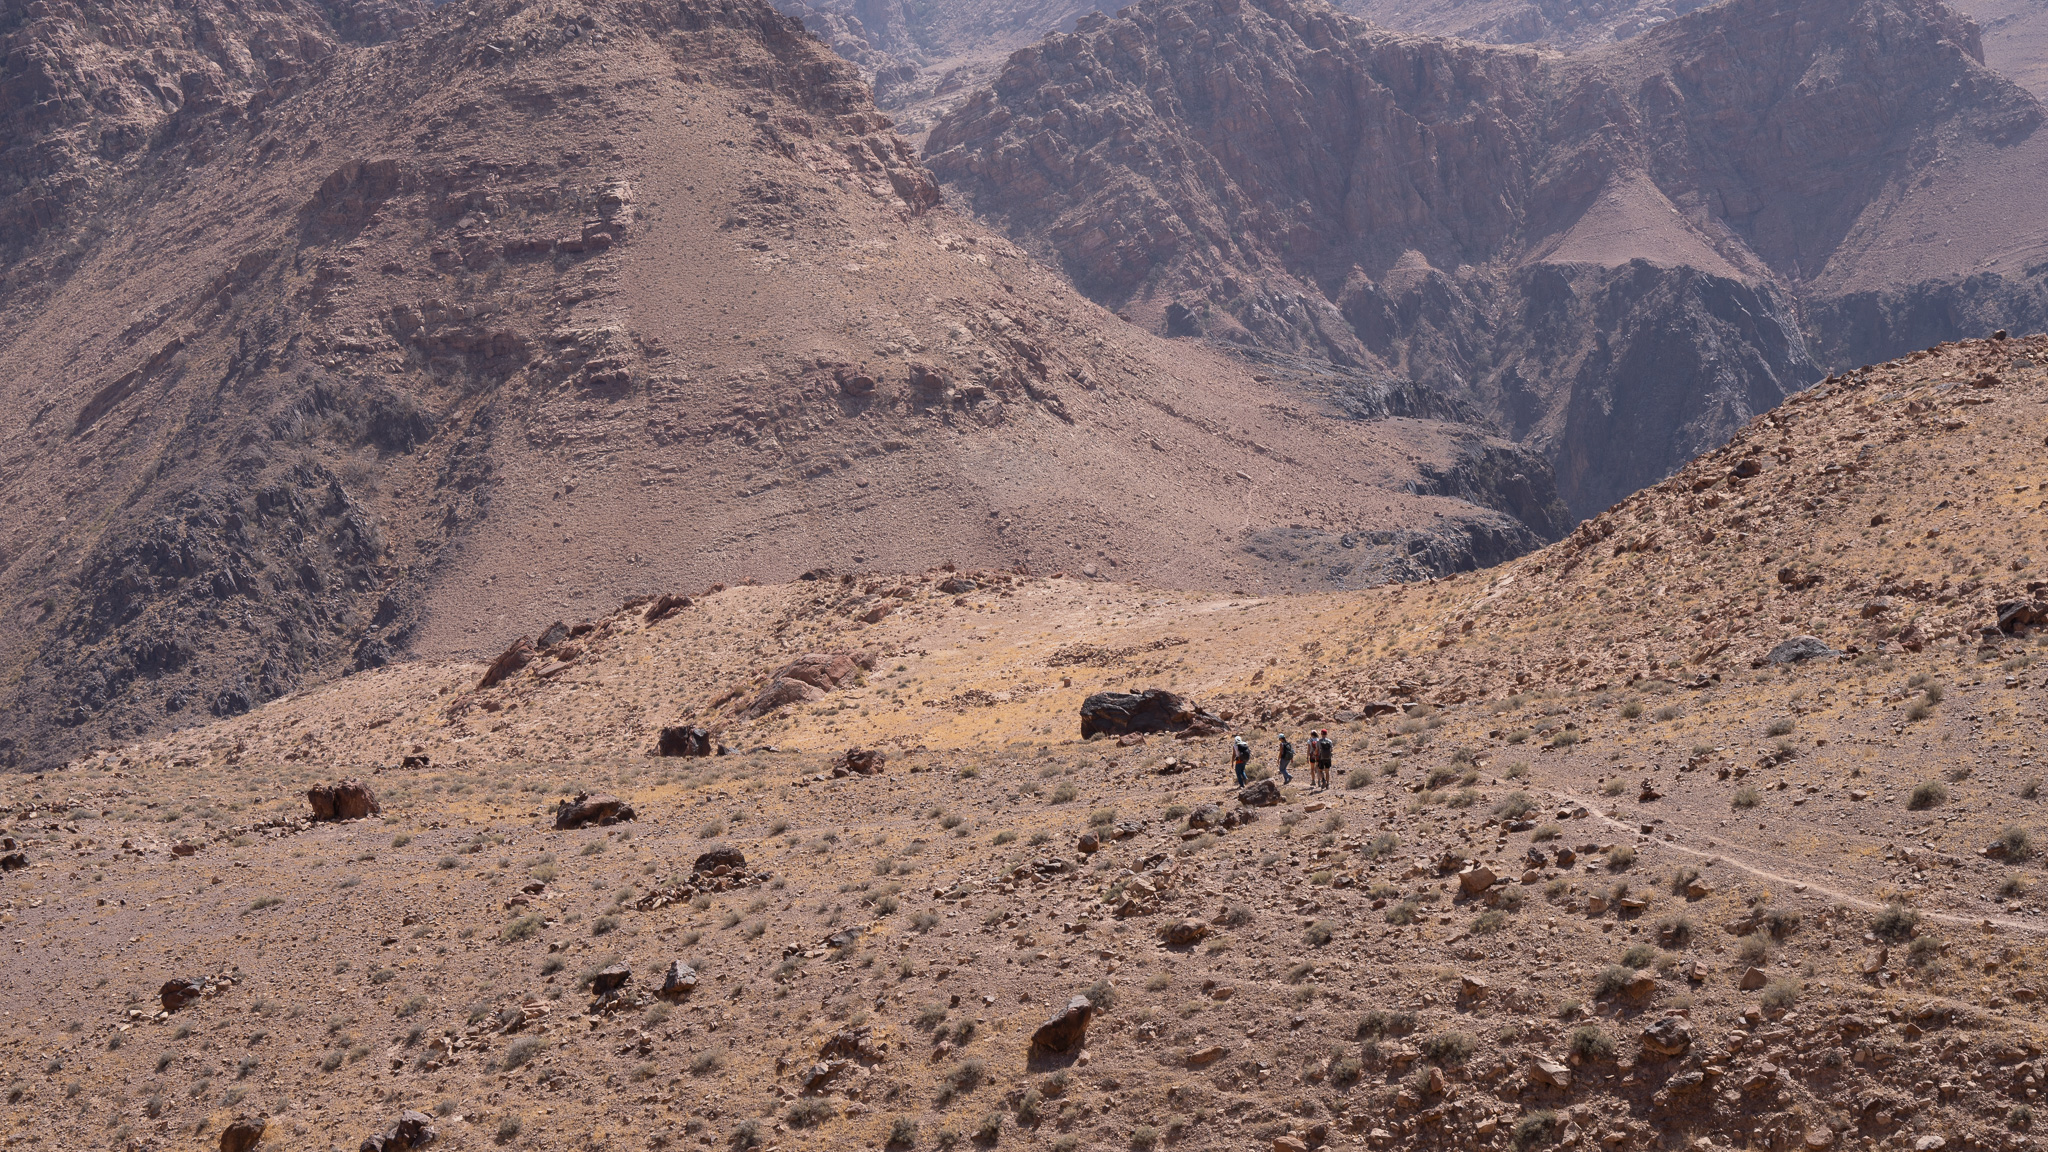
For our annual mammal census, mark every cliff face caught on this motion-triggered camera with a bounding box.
[925,0,2048,516]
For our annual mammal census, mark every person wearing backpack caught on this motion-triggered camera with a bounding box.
[1277,733,1295,785]
[1315,730,1335,789]
[1231,735,1252,787]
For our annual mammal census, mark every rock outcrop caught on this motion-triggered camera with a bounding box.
[1079,688,1225,739]
[307,780,382,822]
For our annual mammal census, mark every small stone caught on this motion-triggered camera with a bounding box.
[1273,1137,1310,1152]
[1188,1044,1227,1066]
[1162,919,1209,947]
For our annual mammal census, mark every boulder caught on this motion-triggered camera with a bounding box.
[693,847,747,874]
[1457,865,1497,895]
[840,747,886,775]
[477,637,534,688]
[745,676,826,717]
[1185,804,1224,829]
[0,851,25,871]
[661,960,699,999]
[1640,1016,1693,1058]
[1998,599,2048,635]
[1529,1056,1571,1089]
[1237,779,1284,807]
[836,369,877,397]
[160,977,205,1011]
[1078,688,1226,739]
[360,1111,437,1152]
[1029,995,1094,1053]
[1076,832,1100,854]
[536,621,571,649]
[1625,972,1659,999]
[1460,974,1490,998]
[307,779,381,822]
[555,793,635,830]
[220,1115,267,1152]
[656,726,715,757]
[937,576,978,594]
[589,963,632,994]
[1764,636,1837,665]
[1187,1044,1227,1065]
[1739,966,1769,990]
[1161,919,1209,946]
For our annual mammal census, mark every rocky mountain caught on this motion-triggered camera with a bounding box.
[1334,0,2048,100]
[0,0,1562,770]
[923,0,2048,520]
[768,0,1115,133]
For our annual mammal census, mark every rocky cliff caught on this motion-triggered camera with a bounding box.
[925,0,2048,516]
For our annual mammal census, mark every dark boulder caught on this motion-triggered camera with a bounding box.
[160,977,205,1011]
[1763,636,1837,665]
[839,747,886,775]
[1078,688,1226,739]
[220,1115,267,1152]
[1998,599,2048,634]
[1029,995,1094,1054]
[536,621,570,649]
[589,962,632,993]
[693,847,747,874]
[554,793,635,830]
[656,726,715,757]
[307,780,381,821]
[1237,779,1284,806]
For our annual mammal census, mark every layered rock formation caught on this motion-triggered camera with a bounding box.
[926,0,2048,516]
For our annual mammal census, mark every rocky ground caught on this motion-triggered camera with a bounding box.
[9,335,2048,1151]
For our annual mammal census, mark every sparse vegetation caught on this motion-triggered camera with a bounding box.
[1909,781,1949,809]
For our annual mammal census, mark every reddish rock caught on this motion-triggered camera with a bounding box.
[307,780,381,822]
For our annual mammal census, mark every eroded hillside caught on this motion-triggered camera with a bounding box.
[0,0,1561,771]
[10,335,2048,1152]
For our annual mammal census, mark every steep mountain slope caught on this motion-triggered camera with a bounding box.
[1335,0,2048,102]
[923,0,2048,518]
[18,335,2048,1152]
[769,0,1114,134]
[0,0,1560,770]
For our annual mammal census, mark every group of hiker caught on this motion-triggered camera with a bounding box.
[1231,730,1335,789]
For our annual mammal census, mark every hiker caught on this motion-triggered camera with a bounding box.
[1231,735,1251,787]
[1277,733,1295,785]
[1315,729,1335,789]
